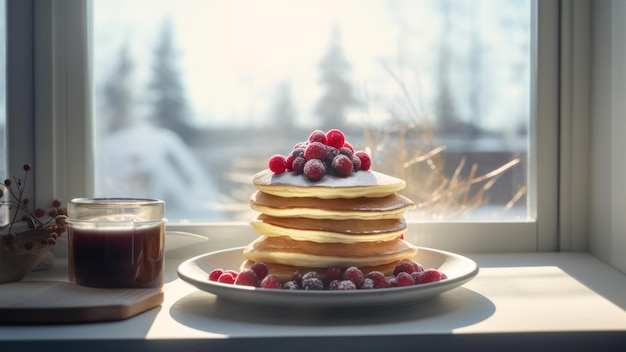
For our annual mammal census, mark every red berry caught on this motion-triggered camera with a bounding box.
[328,280,341,290]
[386,276,398,287]
[217,272,236,284]
[365,271,389,289]
[303,159,326,182]
[304,141,328,160]
[337,280,357,290]
[326,266,343,281]
[268,154,288,174]
[396,272,415,286]
[23,163,32,171]
[342,142,355,153]
[361,278,375,289]
[292,156,307,174]
[34,208,46,218]
[250,262,269,280]
[331,154,353,177]
[393,260,416,276]
[413,268,443,284]
[308,129,327,144]
[260,274,281,289]
[351,155,361,171]
[234,269,260,287]
[52,199,62,208]
[354,151,371,171]
[208,269,224,281]
[325,129,345,148]
[343,266,365,288]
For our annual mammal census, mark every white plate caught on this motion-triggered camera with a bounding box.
[177,246,479,308]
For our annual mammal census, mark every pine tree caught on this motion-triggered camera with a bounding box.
[100,43,134,134]
[314,24,358,131]
[147,18,192,138]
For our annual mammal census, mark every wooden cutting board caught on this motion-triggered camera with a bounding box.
[0,281,163,324]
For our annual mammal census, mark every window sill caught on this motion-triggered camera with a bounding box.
[2,236,626,351]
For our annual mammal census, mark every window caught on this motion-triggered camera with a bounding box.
[8,0,560,253]
[0,0,6,223]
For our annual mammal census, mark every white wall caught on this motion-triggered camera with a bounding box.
[589,0,626,273]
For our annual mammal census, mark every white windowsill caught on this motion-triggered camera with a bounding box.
[1,233,626,351]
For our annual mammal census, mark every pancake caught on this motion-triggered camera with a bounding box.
[240,259,406,283]
[250,214,406,243]
[242,235,418,268]
[250,191,415,220]
[253,169,406,199]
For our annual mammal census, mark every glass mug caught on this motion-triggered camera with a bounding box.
[67,198,166,289]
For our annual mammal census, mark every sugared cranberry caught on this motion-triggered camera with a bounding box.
[331,154,353,177]
[250,262,268,280]
[365,271,389,289]
[217,272,236,284]
[292,156,307,174]
[325,129,345,149]
[304,141,328,160]
[282,280,300,290]
[337,280,357,290]
[338,146,353,157]
[327,280,341,290]
[342,141,355,153]
[343,266,365,288]
[413,268,443,284]
[396,272,415,286]
[268,154,288,174]
[351,155,362,171]
[386,275,398,287]
[304,159,326,181]
[208,268,224,281]
[234,269,260,287]
[361,278,375,289]
[354,151,371,171]
[393,260,416,276]
[326,266,343,281]
[308,129,327,144]
[302,277,324,290]
[260,274,281,289]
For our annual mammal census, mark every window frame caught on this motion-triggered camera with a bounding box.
[7,0,566,254]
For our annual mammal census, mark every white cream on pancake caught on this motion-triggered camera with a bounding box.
[253,169,406,199]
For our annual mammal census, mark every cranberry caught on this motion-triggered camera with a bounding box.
[337,280,357,290]
[217,272,236,284]
[304,141,328,160]
[343,266,365,288]
[250,262,269,280]
[393,260,416,276]
[342,141,355,153]
[268,154,288,174]
[396,272,415,286]
[304,159,326,181]
[326,266,343,281]
[325,129,345,148]
[354,151,371,171]
[260,274,281,289]
[361,278,375,289]
[386,275,398,287]
[208,269,224,281]
[308,129,327,144]
[327,280,341,290]
[414,268,443,284]
[365,271,389,289]
[338,146,353,157]
[331,154,353,177]
[282,281,300,290]
[351,155,362,171]
[234,269,260,287]
[292,156,307,174]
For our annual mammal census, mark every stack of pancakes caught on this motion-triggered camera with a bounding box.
[241,168,418,282]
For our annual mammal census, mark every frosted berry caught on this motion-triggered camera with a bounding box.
[361,278,375,289]
[292,271,303,286]
[308,129,327,144]
[354,151,371,171]
[325,129,345,149]
[343,266,365,288]
[302,276,324,290]
[52,199,62,208]
[304,141,328,160]
[292,156,307,174]
[328,280,341,290]
[283,280,300,290]
[351,155,362,171]
[326,266,343,281]
[413,268,443,284]
[217,272,236,284]
[268,154,288,174]
[338,146,353,157]
[337,280,357,290]
[386,275,398,287]
[396,272,415,286]
[304,159,326,181]
[208,269,224,281]
[260,274,281,289]
[342,141,355,153]
[331,154,353,177]
[393,260,416,276]
[250,262,269,280]
[365,271,389,289]
[234,269,260,287]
